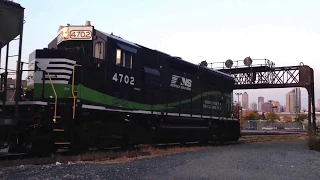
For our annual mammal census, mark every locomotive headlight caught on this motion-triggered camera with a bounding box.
[62,27,69,39]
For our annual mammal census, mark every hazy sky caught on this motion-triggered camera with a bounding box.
[1,0,320,109]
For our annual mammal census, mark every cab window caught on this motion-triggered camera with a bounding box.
[116,48,133,69]
[94,42,105,59]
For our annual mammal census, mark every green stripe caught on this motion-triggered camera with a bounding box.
[77,84,225,111]
[33,83,230,111]
[34,83,73,98]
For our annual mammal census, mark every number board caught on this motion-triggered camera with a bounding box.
[70,30,92,40]
[57,26,93,45]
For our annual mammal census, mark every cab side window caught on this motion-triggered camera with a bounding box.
[94,42,105,59]
[116,49,133,69]
[116,49,122,65]
[115,43,136,69]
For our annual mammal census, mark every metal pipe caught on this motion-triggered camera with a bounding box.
[307,87,312,134]
[41,71,45,99]
[20,62,24,99]
[15,11,25,121]
[311,69,316,133]
[0,42,2,69]
[3,43,10,112]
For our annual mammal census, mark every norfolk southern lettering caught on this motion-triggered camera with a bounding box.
[170,74,192,91]
[203,100,221,110]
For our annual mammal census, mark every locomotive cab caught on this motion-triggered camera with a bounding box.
[47,20,106,61]
[56,21,101,58]
[26,21,107,96]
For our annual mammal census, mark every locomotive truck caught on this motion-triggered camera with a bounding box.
[0,21,240,154]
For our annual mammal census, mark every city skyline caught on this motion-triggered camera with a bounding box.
[234,88,315,111]
[233,88,318,112]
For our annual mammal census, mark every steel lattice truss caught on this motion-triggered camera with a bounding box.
[216,62,317,132]
[218,65,312,90]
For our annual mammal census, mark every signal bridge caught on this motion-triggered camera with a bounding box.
[203,57,317,132]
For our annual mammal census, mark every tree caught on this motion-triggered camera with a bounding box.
[265,112,280,124]
[241,110,259,120]
[294,114,308,125]
[260,112,266,120]
[283,116,293,123]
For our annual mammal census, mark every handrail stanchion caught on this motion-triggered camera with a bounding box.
[41,71,45,99]
[46,72,58,123]
[72,64,82,119]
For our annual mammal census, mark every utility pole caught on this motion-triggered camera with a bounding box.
[235,92,243,119]
[235,92,242,106]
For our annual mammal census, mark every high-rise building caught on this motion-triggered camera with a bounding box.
[286,90,296,113]
[294,88,301,112]
[271,101,280,112]
[250,102,257,111]
[280,105,285,112]
[285,88,301,113]
[317,98,320,111]
[258,96,264,111]
[242,92,249,109]
[261,102,272,112]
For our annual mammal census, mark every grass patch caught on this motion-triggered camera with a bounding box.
[85,146,211,164]
[240,134,308,143]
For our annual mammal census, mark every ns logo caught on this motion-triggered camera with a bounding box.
[170,74,192,91]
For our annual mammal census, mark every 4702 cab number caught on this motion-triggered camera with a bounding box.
[112,73,134,85]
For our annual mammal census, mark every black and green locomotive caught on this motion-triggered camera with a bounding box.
[0,22,240,154]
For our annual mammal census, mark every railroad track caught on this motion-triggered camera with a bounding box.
[0,153,26,161]
[0,140,242,167]
[0,132,302,168]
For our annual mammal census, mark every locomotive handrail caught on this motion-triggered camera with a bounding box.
[1,69,46,101]
[46,71,58,123]
[72,64,82,119]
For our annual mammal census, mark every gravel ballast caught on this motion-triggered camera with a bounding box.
[1,140,319,180]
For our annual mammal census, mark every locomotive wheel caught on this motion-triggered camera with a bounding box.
[26,138,55,156]
[121,134,135,150]
[121,140,134,149]
[217,133,225,145]
[70,131,89,153]
[180,141,186,146]
[25,127,56,156]
[218,139,225,145]
[199,139,209,145]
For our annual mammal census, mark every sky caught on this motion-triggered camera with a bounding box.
[1,0,320,109]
